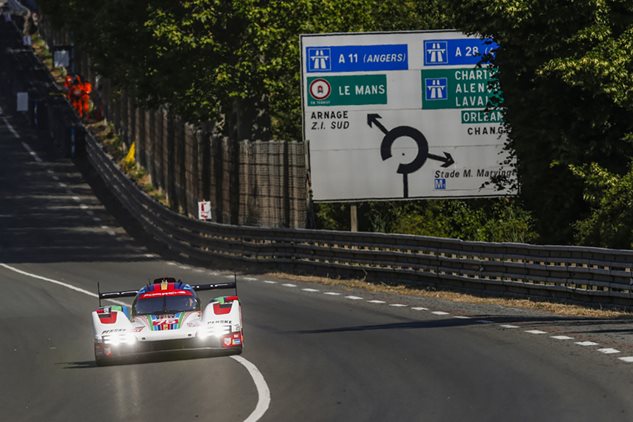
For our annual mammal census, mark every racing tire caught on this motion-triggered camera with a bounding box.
[226,346,243,356]
[94,343,114,366]
[94,354,111,367]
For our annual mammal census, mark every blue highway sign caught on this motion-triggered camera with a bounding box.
[424,38,498,66]
[307,44,408,73]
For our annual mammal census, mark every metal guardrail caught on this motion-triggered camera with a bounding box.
[84,130,633,306]
[4,17,633,307]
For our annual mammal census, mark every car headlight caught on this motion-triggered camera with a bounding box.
[103,333,136,346]
[211,325,230,337]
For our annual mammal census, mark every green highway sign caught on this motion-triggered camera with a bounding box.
[421,68,501,110]
[307,74,387,106]
[460,109,504,124]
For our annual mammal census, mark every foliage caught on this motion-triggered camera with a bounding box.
[316,199,537,243]
[38,0,450,140]
[571,162,633,248]
[38,0,633,247]
[447,0,633,244]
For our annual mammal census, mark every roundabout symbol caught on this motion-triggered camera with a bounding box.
[367,113,455,198]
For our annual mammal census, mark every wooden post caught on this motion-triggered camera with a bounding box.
[350,204,358,232]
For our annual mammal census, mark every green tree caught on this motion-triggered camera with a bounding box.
[447,0,633,243]
[39,0,451,140]
[571,162,633,248]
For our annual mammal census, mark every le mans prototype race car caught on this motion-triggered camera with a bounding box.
[92,277,243,365]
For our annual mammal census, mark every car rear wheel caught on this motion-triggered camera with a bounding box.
[94,342,113,366]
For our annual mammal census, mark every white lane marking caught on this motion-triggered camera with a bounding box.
[225,275,235,279]
[0,263,126,306]
[575,341,599,346]
[231,355,271,422]
[323,292,340,296]
[0,263,271,421]
[52,175,59,180]
[476,320,494,324]
[108,231,116,237]
[3,117,20,138]
[301,288,319,293]
[432,311,449,315]
[208,271,220,276]
[92,217,101,222]
[345,296,363,300]
[454,316,472,320]
[282,283,297,288]
[179,266,191,270]
[551,335,574,340]
[263,280,277,284]
[243,277,258,281]
[167,262,177,266]
[47,169,54,174]
[72,196,80,202]
[194,269,205,273]
[144,254,157,258]
[598,348,620,354]
[618,357,633,363]
[79,204,88,210]
[368,300,385,304]
[58,182,67,188]
[525,330,547,335]
[100,225,109,230]
[411,307,428,311]
[21,141,43,162]
[500,325,519,329]
[390,304,407,308]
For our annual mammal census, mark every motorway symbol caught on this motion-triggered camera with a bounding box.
[367,113,454,198]
[307,47,332,72]
[425,41,448,65]
[424,77,447,100]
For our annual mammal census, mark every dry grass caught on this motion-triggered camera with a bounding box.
[263,272,633,319]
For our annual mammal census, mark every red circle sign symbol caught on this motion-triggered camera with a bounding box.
[309,79,331,100]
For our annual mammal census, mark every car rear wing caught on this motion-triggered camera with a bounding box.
[190,281,236,292]
[97,282,139,306]
[96,279,238,306]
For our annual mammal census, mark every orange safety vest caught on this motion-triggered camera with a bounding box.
[70,83,83,100]
[81,81,92,115]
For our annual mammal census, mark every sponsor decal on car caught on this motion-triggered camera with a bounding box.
[140,290,192,298]
[150,313,185,331]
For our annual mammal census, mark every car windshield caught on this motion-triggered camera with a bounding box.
[134,295,198,315]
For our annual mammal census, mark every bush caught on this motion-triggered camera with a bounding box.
[316,198,537,243]
[572,162,633,248]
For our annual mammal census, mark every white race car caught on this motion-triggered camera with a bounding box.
[92,277,243,365]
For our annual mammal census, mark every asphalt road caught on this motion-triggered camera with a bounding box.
[3,31,633,422]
